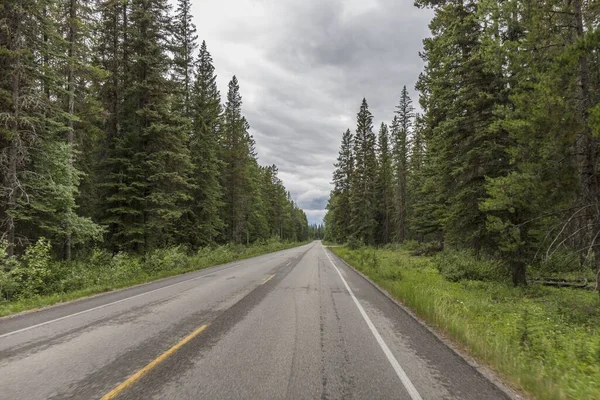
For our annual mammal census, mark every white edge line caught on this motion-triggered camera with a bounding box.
[323,247,423,400]
[0,264,238,339]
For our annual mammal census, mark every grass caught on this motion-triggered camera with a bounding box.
[0,240,308,318]
[330,246,600,400]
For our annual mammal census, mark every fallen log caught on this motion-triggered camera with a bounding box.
[531,279,595,290]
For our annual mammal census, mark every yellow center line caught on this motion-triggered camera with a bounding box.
[262,274,275,284]
[101,323,210,400]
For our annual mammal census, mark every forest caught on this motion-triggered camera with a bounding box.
[325,0,600,290]
[0,0,314,305]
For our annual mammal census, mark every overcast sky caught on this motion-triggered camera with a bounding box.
[190,0,433,225]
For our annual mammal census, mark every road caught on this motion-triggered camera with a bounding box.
[0,242,511,400]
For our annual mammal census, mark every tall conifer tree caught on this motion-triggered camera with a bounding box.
[375,123,394,244]
[350,99,377,244]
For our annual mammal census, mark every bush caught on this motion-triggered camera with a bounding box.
[531,249,590,278]
[409,241,443,256]
[144,246,191,273]
[433,249,508,283]
[8,239,53,298]
[347,236,363,250]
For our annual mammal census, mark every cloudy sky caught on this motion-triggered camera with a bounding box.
[190,0,433,225]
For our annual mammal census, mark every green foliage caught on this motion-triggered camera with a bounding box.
[183,40,224,248]
[349,99,378,245]
[375,123,394,244]
[328,129,354,243]
[346,236,363,250]
[433,249,508,283]
[407,241,443,256]
[2,238,52,299]
[391,86,413,243]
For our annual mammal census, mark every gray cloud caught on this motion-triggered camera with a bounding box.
[191,0,432,224]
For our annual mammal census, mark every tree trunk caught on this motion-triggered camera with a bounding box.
[511,261,527,287]
[65,0,77,261]
[6,12,22,257]
[6,142,17,258]
[594,246,600,294]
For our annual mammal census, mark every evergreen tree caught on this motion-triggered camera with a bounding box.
[95,0,133,251]
[171,0,197,117]
[329,129,354,243]
[391,86,413,243]
[1,0,48,256]
[184,41,223,248]
[220,77,256,244]
[375,123,394,244]
[350,99,378,244]
[406,114,428,240]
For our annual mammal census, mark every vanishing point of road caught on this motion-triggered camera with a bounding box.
[0,242,513,399]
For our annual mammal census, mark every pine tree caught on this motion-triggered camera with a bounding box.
[184,41,224,248]
[392,86,414,243]
[0,0,42,256]
[375,123,394,244]
[220,77,257,244]
[171,0,197,117]
[350,99,378,244]
[406,114,427,240]
[329,129,354,243]
[95,0,133,251]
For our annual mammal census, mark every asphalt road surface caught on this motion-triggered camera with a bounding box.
[0,242,512,400]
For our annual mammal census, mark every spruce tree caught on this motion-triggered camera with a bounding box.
[220,77,256,244]
[350,99,377,244]
[0,0,42,256]
[392,86,414,243]
[330,129,354,243]
[375,123,394,244]
[171,0,197,117]
[184,41,224,248]
[95,0,133,251]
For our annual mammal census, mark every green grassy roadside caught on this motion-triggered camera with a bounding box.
[0,241,309,318]
[330,246,600,400]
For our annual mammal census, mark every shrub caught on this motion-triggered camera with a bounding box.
[531,249,589,278]
[347,236,363,250]
[144,246,191,273]
[9,239,53,298]
[433,249,508,283]
[409,241,443,256]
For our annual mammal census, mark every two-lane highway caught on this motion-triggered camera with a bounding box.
[0,242,512,399]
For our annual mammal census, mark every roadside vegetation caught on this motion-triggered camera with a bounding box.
[331,245,600,400]
[0,239,307,318]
